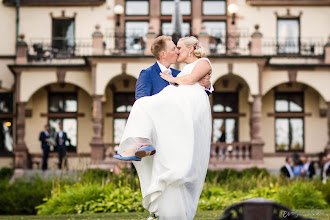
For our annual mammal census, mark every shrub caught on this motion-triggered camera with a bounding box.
[312,180,330,206]
[0,176,52,214]
[275,181,328,209]
[36,181,144,215]
[0,167,14,181]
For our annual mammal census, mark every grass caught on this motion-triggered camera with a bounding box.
[1,210,330,220]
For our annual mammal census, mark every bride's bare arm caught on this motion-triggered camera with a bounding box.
[160,60,211,85]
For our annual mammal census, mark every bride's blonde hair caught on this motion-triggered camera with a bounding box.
[179,36,207,58]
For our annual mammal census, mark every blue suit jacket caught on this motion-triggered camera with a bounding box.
[135,62,181,100]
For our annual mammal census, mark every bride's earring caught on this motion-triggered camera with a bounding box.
[188,52,191,57]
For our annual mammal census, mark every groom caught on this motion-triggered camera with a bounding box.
[135,35,212,99]
[133,35,213,158]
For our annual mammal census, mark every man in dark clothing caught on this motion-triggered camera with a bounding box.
[55,123,68,169]
[301,156,316,179]
[39,124,50,170]
[280,156,294,179]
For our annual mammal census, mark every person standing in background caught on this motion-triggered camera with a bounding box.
[280,156,294,179]
[39,124,50,171]
[301,156,315,179]
[55,123,68,169]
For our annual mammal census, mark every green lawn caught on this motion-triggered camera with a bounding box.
[1,210,330,220]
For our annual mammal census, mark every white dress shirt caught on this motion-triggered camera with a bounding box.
[285,163,295,179]
[304,162,310,176]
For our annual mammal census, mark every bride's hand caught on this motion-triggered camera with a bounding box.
[160,72,176,84]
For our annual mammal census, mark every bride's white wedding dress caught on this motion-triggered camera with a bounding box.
[118,58,212,220]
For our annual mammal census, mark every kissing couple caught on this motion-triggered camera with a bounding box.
[114,35,213,220]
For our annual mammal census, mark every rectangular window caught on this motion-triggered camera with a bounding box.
[0,120,13,154]
[113,92,135,143]
[203,21,226,54]
[161,0,191,16]
[48,92,78,152]
[49,118,77,152]
[161,22,191,37]
[125,0,149,15]
[213,92,238,113]
[114,92,135,113]
[275,92,303,113]
[277,18,300,54]
[212,92,239,143]
[125,21,149,54]
[0,93,13,155]
[203,0,226,15]
[275,92,304,152]
[0,93,13,114]
[48,93,77,113]
[52,18,75,57]
[213,118,238,143]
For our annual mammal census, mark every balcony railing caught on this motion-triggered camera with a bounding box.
[262,37,325,56]
[28,37,93,62]
[208,32,251,56]
[210,142,252,161]
[24,33,327,63]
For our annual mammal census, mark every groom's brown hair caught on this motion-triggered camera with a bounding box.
[151,36,172,60]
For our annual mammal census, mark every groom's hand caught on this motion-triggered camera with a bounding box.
[198,74,211,89]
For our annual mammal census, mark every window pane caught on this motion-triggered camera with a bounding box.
[213,92,238,113]
[276,118,289,151]
[226,119,236,143]
[52,19,75,50]
[213,118,224,142]
[125,21,149,54]
[49,95,63,112]
[289,94,303,112]
[161,0,191,15]
[277,19,299,54]
[126,1,149,15]
[0,93,13,113]
[203,21,226,37]
[275,100,288,112]
[275,93,303,112]
[49,118,77,152]
[0,120,13,153]
[203,1,226,15]
[213,118,237,143]
[114,92,135,113]
[290,118,303,151]
[64,96,77,112]
[114,119,127,143]
[161,22,191,37]
[49,93,77,113]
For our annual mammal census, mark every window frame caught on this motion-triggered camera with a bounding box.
[160,0,192,16]
[0,93,14,155]
[47,92,79,153]
[125,0,150,16]
[212,92,239,143]
[124,20,149,54]
[276,17,301,55]
[48,92,78,113]
[202,0,227,16]
[52,17,76,56]
[274,92,305,152]
[160,21,192,37]
[112,92,135,143]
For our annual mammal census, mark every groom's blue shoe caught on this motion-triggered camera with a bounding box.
[113,154,142,161]
[135,146,156,158]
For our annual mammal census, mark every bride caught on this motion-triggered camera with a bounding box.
[114,36,212,220]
